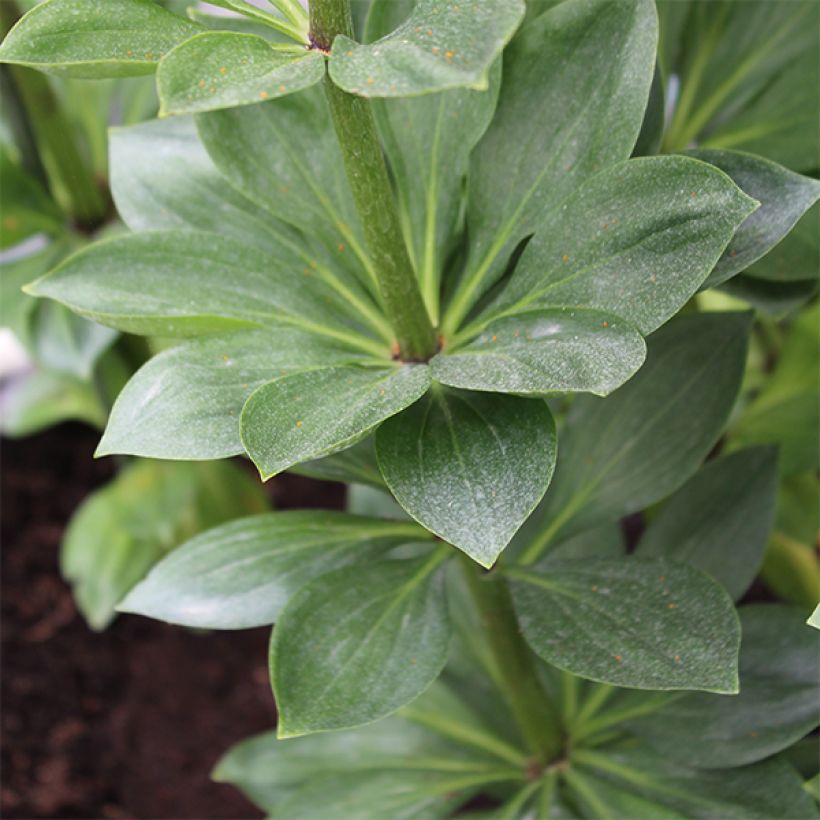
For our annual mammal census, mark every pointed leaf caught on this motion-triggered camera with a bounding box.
[433,309,646,396]
[525,312,751,550]
[569,748,814,819]
[480,156,757,336]
[690,149,820,287]
[119,512,431,628]
[271,552,452,736]
[629,604,820,768]
[158,32,323,115]
[443,0,657,324]
[509,557,740,693]
[328,0,524,97]
[376,388,556,567]
[25,230,372,340]
[637,447,779,601]
[241,365,431,479]
[0,0,201,78]
[98,328,366,460]
[62,459,267,631]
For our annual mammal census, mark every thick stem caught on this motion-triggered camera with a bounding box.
[309,0,437,361]
[1,2,107,228]
[460,558,564,764]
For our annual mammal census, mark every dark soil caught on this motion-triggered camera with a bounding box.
[1,423,345,819]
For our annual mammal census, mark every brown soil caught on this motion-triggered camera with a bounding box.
[1,423,344,819]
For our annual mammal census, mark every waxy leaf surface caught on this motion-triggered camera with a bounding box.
[271,554,451,736]
[444,0,657,326]
[509,557,740,692]
[98,328,365,460]
[26,230,370,340]
[0,0,200,77]
[527,312,751,548]
[241,365,431,479]
[629,605,820,768]
[158,32,323,115]
[329,0,524,97]
[376,388,556,567]
[433,309,645,396]
[481,156,757,335]
[294,438,386,490]
[637,447,778,601]
[119,512,430,629]
[690,149,820,287]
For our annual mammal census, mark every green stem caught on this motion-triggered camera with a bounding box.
[1,2,107,227]
[309,0,438,361]
[460,557,564,764]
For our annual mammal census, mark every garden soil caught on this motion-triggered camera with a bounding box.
[1,423,345,819]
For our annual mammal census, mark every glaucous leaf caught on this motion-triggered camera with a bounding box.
[271,551,451,736]
[509,557,740,692]
[196,87,377,294]
[241,364,431,479]
[157,32,323,115]
[629,605,820,767]
[636,447,779,601]
[377,388,556,566]
[366,0,502,323]
[745,202,819,283]
[62,459,267,630]
[0,0,201,78]
[25,230,375,342]
[98,327,366,460]
[522,312,751,555]
[119,511,430,628]
[690,149,820,288]
[731,302,819,475]
[213,716,505,815]
[293,437,386,490]
[328,0,524,97]
[568,747,814,819]
[432,309,646,396]
[478,156,757,336]
[442,0,658,329]
[720,274,818,318]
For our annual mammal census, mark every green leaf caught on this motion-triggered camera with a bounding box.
[629,605,820,768]
[196,87,377,294]
[213,715,508,815]
[0,366,106,436]
[271,551,451,736]
[110,116,295,251]
[293,437,386,490]
[746,202,819,283]
[475,156,757,337]
[690,149,820,288]
[241,365,431,479]
[443,0,658,329]
[720,274,818,318]
[809,606,820,631]
[98,327,366,460]
[632,64,664,158]
[433,309,646,396]
[509,557,740,693]
[731,302,819,475]
[119,511,430,628]
[376,387,556,567]
[366,0,502,323]
[61,459,267,631]
[568,747,815,819]
[663,1,818,165]
[636,447,779,601]
[0,151,64,248]
[157,32,323,115]
[25,230,378,344]
[328,0,524,97]
[0,0,201,78]
[522,312,751,556]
